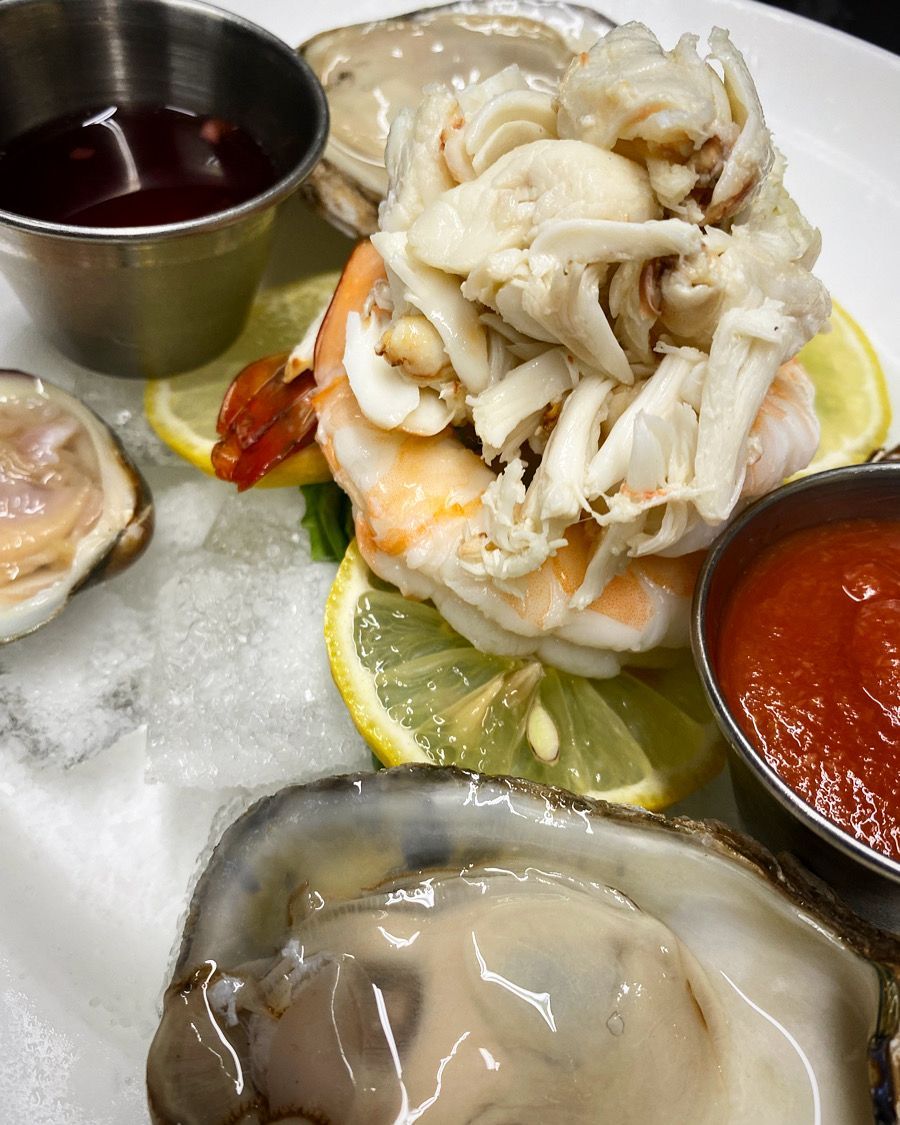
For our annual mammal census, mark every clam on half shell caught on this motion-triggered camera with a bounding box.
[299,0,615,237]
[147,766,900,1124]
[0,370,153,642]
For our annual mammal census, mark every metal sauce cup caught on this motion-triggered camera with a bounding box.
[0,0,328,377]
[692,462,900,931]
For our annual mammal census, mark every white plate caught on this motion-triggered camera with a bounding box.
[0,2,897,1121]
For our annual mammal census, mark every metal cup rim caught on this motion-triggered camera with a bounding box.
[691,461,900,884]
[0,0,330,243]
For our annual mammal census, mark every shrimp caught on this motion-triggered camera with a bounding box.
[302,239,811,678]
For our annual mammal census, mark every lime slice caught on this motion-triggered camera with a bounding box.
[144,273,339,486]
[325,541,724,810]
[800,299,891,473]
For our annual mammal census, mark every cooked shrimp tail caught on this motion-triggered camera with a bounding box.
[212,352,318,491]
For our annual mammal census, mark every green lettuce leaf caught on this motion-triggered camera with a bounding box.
[300,482,354,562]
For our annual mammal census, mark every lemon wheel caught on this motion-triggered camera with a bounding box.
[799,299,891,473]
[325,542,725,810]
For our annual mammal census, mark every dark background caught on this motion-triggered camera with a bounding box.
[759,0,898,55]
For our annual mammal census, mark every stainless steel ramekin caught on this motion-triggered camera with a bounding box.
[692,462,900,931]
[0,0,329,377]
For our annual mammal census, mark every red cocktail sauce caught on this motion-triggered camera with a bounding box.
[716,518,900,862]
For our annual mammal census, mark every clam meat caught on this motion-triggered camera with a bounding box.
[299,0,615,237]
[146,767,900,1123]
[0,370,152,642]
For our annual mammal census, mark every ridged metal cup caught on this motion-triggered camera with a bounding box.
[692,462,900,931]
[0,0,329,377]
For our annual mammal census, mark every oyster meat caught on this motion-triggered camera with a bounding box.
[147,767,900,1124]
[299,0,615,237]
[0,370,153,642]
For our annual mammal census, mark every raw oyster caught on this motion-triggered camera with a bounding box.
[147,766,900,1124]
[0,370,153,642]
[299,0,615,237]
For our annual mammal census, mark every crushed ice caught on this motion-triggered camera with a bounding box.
[71,368,182,468]
[146,485,368,789]
[0,586,149,767]
[1,467,371,788]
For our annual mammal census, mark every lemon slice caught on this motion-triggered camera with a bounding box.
[800,299,891,473]
[144,273,340,487]
[325,541,724,810]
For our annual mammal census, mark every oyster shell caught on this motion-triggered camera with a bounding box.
[299,0,615,237]
[0,370,153,642]
[147,766,900,1124]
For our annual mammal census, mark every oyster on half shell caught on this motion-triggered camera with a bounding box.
[0,371,153,642]
[299,0,615,237]
[146,766,900,1124]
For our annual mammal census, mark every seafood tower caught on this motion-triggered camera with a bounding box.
[310,22,829,677]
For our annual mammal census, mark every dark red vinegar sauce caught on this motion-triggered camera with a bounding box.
[0,104,277,227]
[716,518,900,862]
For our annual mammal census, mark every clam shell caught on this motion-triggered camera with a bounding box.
[0,370,153,642]
[147,765,900,1123]
[299,0,615,237]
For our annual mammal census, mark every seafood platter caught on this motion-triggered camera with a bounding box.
[1,0,899,1120]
